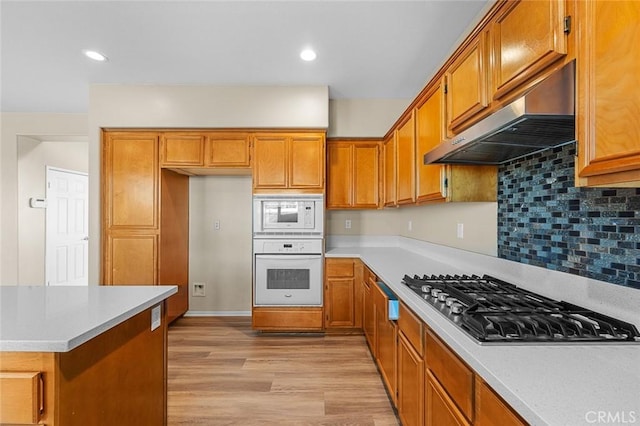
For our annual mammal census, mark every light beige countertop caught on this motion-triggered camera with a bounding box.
[326,236,640,426]
[0,285,177,352]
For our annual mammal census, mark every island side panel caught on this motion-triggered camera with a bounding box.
[57,303,167,426]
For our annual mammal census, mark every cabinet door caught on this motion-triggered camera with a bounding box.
[576,0,640,186]
[374,283,397,405]
[425,329,474,421]
[396,113,416,205]
[363,276,376,353]
[324,278,356,328]
[397,332,424,426]
[353,143,380,208]
[289,134,325,189]
[206,133,251,168]
[324,258,356,329]
[445,31,490,135]
[326,143,353,208]
[160,133,206,167]
[105,234,158,285]
[416,81,447,203]
[475,377,527,426]
[253,135,288,188]
[103,132,159,229]
[383,135,397,207]
[492,0,568,100]
[426,371,471,426]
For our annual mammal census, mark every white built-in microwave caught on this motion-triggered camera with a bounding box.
[253,195,324,237]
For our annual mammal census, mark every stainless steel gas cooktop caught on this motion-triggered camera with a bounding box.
[403,274,640,344]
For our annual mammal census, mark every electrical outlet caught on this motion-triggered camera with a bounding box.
[457,223,464,239]
[214,220,220,231]
[345,219,352,229]
[193,283,206,297]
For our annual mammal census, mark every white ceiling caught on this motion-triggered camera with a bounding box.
[1,0,491,113]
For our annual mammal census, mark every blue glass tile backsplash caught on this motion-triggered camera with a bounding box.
[497,143,640,289]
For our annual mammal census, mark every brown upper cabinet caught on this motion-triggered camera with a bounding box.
[253,132,325,191]
[160,131,251,172]
[445,29,490,136]
[491,0,569,101]
[396,112,417,205]
[383,134,397,207]
[575,0,640,187]
[416,81,447,203]
[326,140,381,209]
[160,133,206,167]
[206,132,251,168]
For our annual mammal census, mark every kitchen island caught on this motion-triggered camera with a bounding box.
[0,285,176,425]
[326,236,640,426]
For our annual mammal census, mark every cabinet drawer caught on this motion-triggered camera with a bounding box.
[0,371,43,424]
[326,258,355,278]
[425,328,474,422]
[398,302,424,356]
[252,307,323,331]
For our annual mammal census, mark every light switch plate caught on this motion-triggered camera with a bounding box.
[151,305,161,331]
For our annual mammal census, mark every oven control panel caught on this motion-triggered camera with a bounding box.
[254,239,323,254]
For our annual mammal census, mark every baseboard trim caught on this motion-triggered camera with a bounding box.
[184,310,252,317]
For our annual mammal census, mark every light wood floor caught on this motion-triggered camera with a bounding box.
[167,316,399,425]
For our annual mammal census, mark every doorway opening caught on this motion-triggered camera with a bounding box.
[16,136,89,285]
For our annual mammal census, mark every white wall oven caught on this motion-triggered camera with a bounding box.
[253,194,323,238]
[253,239,323,306]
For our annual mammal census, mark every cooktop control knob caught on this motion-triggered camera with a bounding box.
[445,297,457,307]
[421,285,432,293]
[431,288,442,298]
[450,302,464,314]
[437,292,449,302]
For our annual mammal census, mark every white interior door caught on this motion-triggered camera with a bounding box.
[46,167,89,286]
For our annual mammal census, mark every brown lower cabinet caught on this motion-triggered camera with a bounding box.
[475,376,528,426]
[327,259,527,425]
[426,369,471,426]
[374,283,397,405]
[397,302,424,426]
[362,266,376,352]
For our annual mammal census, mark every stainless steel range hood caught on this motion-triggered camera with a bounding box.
[424,61,576,165]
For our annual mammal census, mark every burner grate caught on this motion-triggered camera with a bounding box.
[402,274,640,344]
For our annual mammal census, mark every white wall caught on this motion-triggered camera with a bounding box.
[328,98,409,138]
[188,176,253,313]
[326,203,497,257]
[0,113,88,285]
[17,139,89,284]
[88,84,329,311]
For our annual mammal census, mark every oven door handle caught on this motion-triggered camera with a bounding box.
[255,254,321,260]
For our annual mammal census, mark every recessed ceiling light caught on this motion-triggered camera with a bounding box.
[83,50,108,62]
[300,49,317,62]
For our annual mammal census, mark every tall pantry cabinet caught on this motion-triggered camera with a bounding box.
[102,131,189,322]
